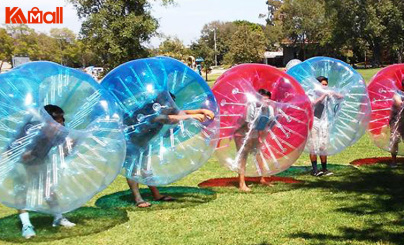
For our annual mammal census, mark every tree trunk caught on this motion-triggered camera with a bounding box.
[371,41,382,67]
[398,47,403,64]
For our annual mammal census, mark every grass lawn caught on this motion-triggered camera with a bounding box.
[357,68,381,84]
[1,67,401,245]
[206,73,222,86]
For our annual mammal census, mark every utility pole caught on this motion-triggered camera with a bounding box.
[214,28,217,67]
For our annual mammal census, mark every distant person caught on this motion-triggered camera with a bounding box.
[196,64,202,76]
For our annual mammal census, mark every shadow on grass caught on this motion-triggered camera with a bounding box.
[0,207,128,243]
[289,163,404,244]
[95,186,217,211]
[198,164,354,194]
[350,157,404,166]
[276,164,355,177]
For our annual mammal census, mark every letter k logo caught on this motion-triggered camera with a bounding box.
[6,7,27,24]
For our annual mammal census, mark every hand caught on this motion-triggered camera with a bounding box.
[202,109,215,120]
[332,92,344,99]
[191,114,206,122]
[22,150,34,162]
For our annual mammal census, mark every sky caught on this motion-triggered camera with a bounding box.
[0,0,267,47]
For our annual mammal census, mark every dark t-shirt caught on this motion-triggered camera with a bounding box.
[125,102,180,148]
[11,121,67,165]
[314,103,325,119]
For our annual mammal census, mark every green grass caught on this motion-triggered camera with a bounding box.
[0,66,397,244]
[206,73,222,86]
[356,68,381,84]
[0,134,402,245]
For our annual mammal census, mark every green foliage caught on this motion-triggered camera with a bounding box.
[279,0,328,44]
[157,36,190,61]
[224,24,267,64]
[1,25,91,68]
[192,21,236,66]
[191,20,267,66]
[265,0,283,26]
[265,0,404,65]
[0,28,14,70]
[70,0,174,70]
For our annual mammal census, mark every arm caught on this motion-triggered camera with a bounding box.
[153,113,206,124]
[331,91,344,99]
[313,93,327,105]
[183,109,215,119]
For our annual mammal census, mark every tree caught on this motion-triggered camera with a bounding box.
[263,0,283,26]
[195,21,237,66]
[69,0,174,70]
[224,23,267,64]
[157,36,189,60]
[7,25,39,59]
[0,28,14,70]
[378,0,404,63]
[192,20,267,66]
[275,0,330,59]
[33,33,60,62]
[325,0,404,66]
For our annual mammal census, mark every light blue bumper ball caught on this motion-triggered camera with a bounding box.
[101,56,220,186]
[287,57,371,155]
[0,62,126,215]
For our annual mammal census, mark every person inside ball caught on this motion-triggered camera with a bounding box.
[11,105,76,239]
[124,91,215,207]
[308,76,343,177]
[234,88,277,192]
[388,78,404,168]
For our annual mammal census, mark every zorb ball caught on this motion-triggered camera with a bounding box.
[0,62,125,215]
[285,59,302,71]
[368,64,404,154]
[101,56,220,186]
[287,57,371,155]
[212,64,312,176]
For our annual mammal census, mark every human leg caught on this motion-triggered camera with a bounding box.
[148,186,175,201]
[254,135,273,186]
[18,210,36,239]
[389,123,400,167]
[320,155,333,176]
[235,136,252,192]
[126,178,151,207]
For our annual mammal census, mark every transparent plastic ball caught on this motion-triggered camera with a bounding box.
[368,64,404,155]
[0,62,126,215]
[285,59,302,71]
[287,57,371,155]
[101,56,220,186]
[212,64,312,176]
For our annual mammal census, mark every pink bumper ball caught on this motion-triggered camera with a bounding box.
[212,64,312,176]
[368,64,404,154]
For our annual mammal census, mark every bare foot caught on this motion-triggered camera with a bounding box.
[260,180,274,187]
[239,185,251,192]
